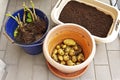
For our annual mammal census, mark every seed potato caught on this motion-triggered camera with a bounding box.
[67,60,75,66]
[56,45,60,49]
[58,55,63,61]
[52,54,58,61]
[77,53,85,62]
[61,61,66,65]
[51,39,85,66]
[63,39,76,46]
[58,49,64,55]
[63,55,69,61]
[72,56,77,63]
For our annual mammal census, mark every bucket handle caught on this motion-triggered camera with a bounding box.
[3,32,14,43]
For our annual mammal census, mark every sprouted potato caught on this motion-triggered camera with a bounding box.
[51,39,85,66]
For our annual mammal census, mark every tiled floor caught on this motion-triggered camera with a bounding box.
[0,0,120,80]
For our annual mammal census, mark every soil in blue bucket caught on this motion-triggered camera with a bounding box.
[14,10,46,44]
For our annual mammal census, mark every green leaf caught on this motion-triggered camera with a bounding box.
[14,29,18,37]
[26,18,32,22]
[27,12,32,19]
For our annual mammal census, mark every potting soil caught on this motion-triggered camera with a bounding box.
[59,1,113,37]
[15,17,46,44]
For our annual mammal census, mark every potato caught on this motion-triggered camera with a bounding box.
[61,61,66,65]
[56,45,60,49]
[72,56,77,63]
[69,49,75,56]
[65,47,71,53]
[76,62,81,65]
[63,39,76,46]
[67,60,75,66]
[52,54,58,61]
[53,49,58,55]
[58,55,63,61]
[73,45,79,51]
[58,49,64,55]
[63,55,69,61]
[77,53,85,62]
[62,44,67,49]
[64,52,69,55]
[51,38,84,66]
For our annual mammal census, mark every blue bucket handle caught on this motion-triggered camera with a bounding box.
[3,32,14,43]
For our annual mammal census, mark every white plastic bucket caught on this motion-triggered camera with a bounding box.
[51,0,120,43]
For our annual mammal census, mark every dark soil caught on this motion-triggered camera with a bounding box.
[15,17,46,44]
[59,1,113,37]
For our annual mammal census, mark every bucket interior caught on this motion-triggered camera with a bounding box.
[47,25,93,60]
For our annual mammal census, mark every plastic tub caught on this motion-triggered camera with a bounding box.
[51,0,120,43]
[5,8,49,55]
[43,23,96,73]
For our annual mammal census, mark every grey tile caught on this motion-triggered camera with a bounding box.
[95,65,111,80]
[0,51,5,59]
[33,65,49,80]
[30,0,41,9]
[0,33,8,50]
[16,51,33,80]
[38,0,52,15]
[48,15,56,29]
[106,37,120,50]
[5,65,17,80]
[79,62,95,80]
[34,53,46,65]
[4,44,21,64]
[51,0,58,8]
[94,44,108,64]
[108,51,120,80]
[48,71,63,80]
[6,0,16,13]
[15,0,27,10]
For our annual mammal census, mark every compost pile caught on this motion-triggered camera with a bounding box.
[6,1,46,44]
[59,1,113,37]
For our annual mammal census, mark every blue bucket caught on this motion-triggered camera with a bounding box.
[5,8,49,55]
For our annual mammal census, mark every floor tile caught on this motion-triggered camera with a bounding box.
[0,51,5,60]
[29,0,40,8]
[108,51,120,80]
[79,62,95,80]
[94,44,108,64]
[48,71,63,80]
[16,51,33,80]
[51,0,58,8]
[4,44,21,64]
[0,33,8,51]
[95,65,111,80]
[38,0,52,15]
[15,0,28,10]
[6,0,16,13]
[106,37,120,50]
[5,65,17,80]
[34,53,46,65]
[33,65,49,80]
